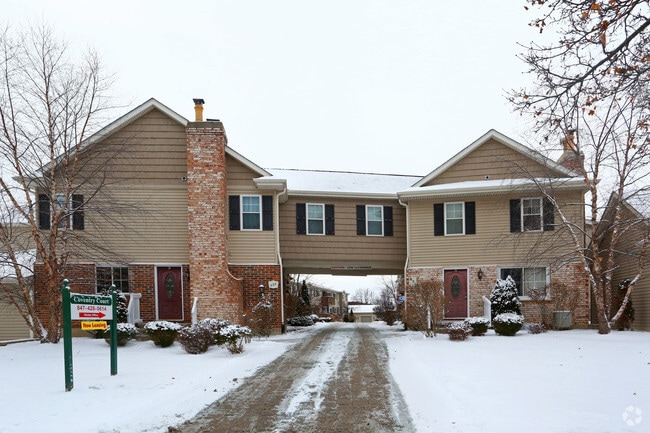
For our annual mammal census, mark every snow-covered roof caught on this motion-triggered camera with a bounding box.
[398,177,588,201]
[348,304,377,314]
[264,169,421,198]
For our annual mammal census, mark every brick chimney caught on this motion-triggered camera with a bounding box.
[186,100,243,323]
[557,130,585,175]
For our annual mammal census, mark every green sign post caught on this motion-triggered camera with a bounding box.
[62,280,73,391]
[110,285,118,376]
[61,280,118,391]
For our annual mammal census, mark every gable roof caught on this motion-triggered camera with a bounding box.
[413,129,580,187]
[82,98,188,150]
[79,98,269,178]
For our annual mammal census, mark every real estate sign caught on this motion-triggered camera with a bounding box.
[70,293,113,320]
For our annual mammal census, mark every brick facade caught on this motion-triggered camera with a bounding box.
[229,264,283,327]
[406,263,590,328]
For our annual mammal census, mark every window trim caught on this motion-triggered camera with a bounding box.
[366,205,384,236]
[240,195,262,231]
[498,266,549,299]
[521,197,543,232]
[444,202,465,236]
[306,203,325,235]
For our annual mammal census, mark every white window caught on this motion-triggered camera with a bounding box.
[445,202,464,235]
[241,195,261,230]
[522,198,542,232]
[366,205,383,236]
[499,267,548,298]
[307,203,325,235]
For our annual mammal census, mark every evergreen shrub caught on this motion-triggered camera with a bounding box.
[465,317,490,336]
[144,320,182,347]
[493,313,524,336]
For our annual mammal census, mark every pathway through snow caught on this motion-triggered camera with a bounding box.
[176,323,413,433]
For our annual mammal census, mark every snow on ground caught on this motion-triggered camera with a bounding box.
[378,324,650,433]
[1,323,649,433]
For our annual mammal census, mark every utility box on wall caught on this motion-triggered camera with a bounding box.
[553,311,573,329]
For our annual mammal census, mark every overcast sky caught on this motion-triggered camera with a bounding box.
[6,0,540,294]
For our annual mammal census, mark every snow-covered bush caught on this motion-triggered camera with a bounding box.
[490,276,522,320]
[287,316,314,327]
[143,320,182,347]
[465,316,490,336]
[527,322,546,334]
[251,295,275,338]
[447,321,472,341]
[104,323,137,346]
[492,312,524,336]
[219,325,252,354]
[198,318,232,346]
[177,324,212,354]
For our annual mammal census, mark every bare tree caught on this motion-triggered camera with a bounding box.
[0,23,113,342]
[351,287,377,304]
[404,279,444,337]
[510,1,650,334]
[373,276,401,325]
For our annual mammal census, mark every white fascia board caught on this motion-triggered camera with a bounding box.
[398,178,587,201]
[286,190,399,200]
[414,129,578,187]
[226,146,271,177]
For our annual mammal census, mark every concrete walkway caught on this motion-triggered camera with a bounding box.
[176,323,414,433]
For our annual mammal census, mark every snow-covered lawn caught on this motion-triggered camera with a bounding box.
[380,324,650,433]
[1,323,648,433]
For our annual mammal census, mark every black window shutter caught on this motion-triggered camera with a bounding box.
[543,198,555,231]
[510,199,521,232]
[356,205,366,235]
[296,203,306,234]
[383,206,393,236]
[38,194,50,230]
[229,195,240,230]
[325,204,335,235]
[433,203,444,236]
[262,196,273,231]
[465,201,475,235]
[72,194,84,230]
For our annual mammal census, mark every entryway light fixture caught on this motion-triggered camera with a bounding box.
[259,284,265,294]
[477,269,484,280]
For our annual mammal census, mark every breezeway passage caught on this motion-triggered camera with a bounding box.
[177,324,414,432]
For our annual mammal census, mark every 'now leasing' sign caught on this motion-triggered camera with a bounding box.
[70,293,113,321]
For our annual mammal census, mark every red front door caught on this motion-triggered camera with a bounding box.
[444,269,468,318]
[157,267,183,320]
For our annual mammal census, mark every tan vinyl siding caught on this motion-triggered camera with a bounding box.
[279,197,407,274]
[426,139,567,186]
[0,299,31,340]
[73,185,190,263]
[228,231,277,264]
[76,109,188,186]
[226,155,262,188]
[610,209,650,331]
[409,190,584,268]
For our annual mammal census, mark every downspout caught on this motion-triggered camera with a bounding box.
[276,185,288,329]
[398,195,410,318]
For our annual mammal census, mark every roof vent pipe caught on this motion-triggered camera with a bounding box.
[193,98,205,122]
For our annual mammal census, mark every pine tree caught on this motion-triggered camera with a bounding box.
[490,276,522,320]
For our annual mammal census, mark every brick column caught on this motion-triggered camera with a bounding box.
[186,120,243,323]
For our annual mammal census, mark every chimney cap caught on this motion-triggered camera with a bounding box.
[193,98,205,105]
